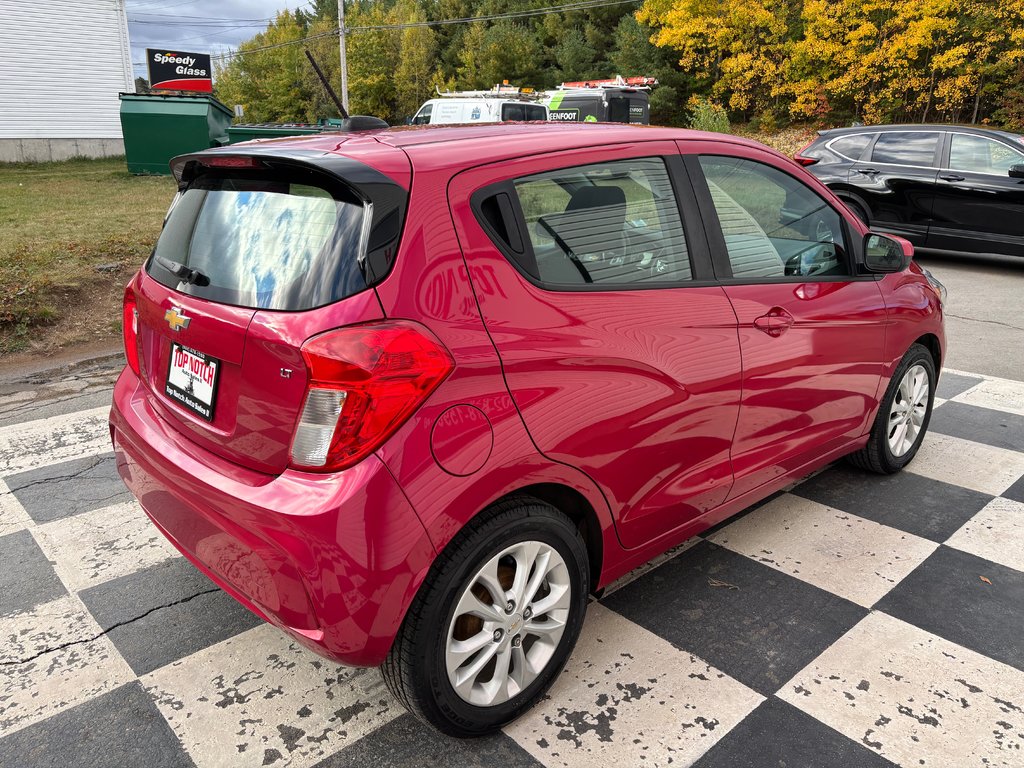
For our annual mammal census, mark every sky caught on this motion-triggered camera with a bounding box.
[127,0,310,80]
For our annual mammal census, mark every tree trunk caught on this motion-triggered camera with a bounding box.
[922,57,935,122]
[971,75,985,124]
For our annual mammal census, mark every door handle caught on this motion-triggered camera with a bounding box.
[753,307,795,337]
[855,167,880,176]
[939,173,965,182]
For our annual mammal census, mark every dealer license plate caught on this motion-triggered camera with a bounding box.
[165,343,220,421]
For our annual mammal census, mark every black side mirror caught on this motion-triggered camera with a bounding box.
[863,233,909,273]
[1009,164,1024,179]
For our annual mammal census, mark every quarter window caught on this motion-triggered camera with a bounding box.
[829,134,874,161]
[949,134,1024,175]
[870,132,939,167]
[699,156,850,279]
[513,158,691,286]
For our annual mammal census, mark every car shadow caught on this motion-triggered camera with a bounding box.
[915,249,1024,272]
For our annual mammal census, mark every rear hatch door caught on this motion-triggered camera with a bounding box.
[132,147,408,474]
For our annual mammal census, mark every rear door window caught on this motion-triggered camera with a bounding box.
[511,157,692,286]
[501,103,525,121]
[148,171,368,310]
[523,104,547,121]
[870,132,940,167]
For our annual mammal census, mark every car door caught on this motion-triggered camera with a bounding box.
[927,131,1024,257]
[686,147,888,501]
[850,130,942,246]
[447,141,743,550]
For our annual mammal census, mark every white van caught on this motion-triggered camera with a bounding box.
[411,94,548,125]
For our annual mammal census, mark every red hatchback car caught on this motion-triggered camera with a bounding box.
[110,122,945,736]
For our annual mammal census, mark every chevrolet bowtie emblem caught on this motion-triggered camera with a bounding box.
[164,306,191,332]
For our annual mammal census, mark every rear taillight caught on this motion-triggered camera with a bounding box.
[289,321,455,472]
[123,286,140,376]
[794,137,819,166]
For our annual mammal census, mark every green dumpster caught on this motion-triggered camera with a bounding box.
[119,93,232,175]
[227,123,325,144]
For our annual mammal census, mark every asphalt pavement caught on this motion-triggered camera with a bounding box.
[916,250,1024,381]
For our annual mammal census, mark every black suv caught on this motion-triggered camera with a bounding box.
[796,124,1024,258]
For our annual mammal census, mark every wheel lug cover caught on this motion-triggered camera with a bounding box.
[505,600,515,614]
[493,629,503,642]
[523,607,532,619]
[512,635,522,648]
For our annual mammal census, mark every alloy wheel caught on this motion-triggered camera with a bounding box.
[445,540,571,707]
[887,363,929,457]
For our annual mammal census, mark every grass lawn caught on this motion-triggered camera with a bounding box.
[0,157,177,357]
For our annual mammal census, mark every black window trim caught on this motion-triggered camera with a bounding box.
[470,152,720,293]
[685,153,879,285]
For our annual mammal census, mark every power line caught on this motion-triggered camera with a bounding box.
[127,0,205,10]
[212,0,642,61]
[351,0,642,31]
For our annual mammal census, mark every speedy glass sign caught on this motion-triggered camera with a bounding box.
[146,48,213,93]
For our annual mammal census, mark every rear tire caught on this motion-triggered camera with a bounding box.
[848,343,935,474]
[381,496,589,737]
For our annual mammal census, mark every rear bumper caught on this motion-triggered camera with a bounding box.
[110,367,436,667]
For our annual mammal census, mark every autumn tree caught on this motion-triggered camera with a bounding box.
[215,11,312,122]
[395,0,439,118]
[637,0,795,119]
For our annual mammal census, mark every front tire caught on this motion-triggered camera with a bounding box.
[848,343,935,474]
[381,496,590,736]
[844,198,871,226]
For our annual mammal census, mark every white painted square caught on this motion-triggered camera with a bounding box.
[0,406,110,475]
[907,432,1024,495]
[32,500,179,591]
[945,496,1024,573]
[0,480,32,536]
[0,595,135,736]
[708,494,937,607]
[779,611,1024,767]
[951,375,1024,417]
[504,603,764,767]
[142,625,399,768]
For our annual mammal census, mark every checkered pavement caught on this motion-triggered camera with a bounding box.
[1,367,1022,768]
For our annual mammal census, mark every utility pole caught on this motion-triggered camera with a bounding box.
[337,0,350,113]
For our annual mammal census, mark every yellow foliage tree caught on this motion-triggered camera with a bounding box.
[639,0,1024,123]
[637,0,796,118]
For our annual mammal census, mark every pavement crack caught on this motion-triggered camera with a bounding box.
[3,455,108,493]
[945,313,1024,332]
[0,587,218,666]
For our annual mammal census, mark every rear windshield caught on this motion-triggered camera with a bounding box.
[147,170,367,311]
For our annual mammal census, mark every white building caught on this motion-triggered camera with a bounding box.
[0,0,134,162]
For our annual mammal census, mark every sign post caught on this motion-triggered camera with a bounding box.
[146,49,213,92]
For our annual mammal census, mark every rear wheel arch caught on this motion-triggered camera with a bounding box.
[514,482,603,592]
[832,189,872,224]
